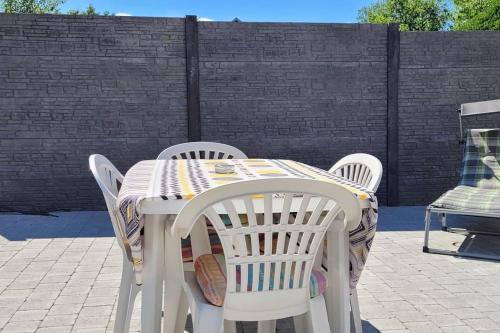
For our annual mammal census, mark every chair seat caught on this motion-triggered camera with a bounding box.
[431,185,500,213]
[194,254,328,307]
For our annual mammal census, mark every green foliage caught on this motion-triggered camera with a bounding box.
[1,0,112,15]
[452,0,500,30]
[66,4,112,15]
[1,0,64,14]
[67,4,103,15]
[67,5,115,16]
[358,0,450,31]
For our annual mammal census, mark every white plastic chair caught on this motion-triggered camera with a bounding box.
[157,142,247,160]
[159,142,247,332]
[170,178,361,333]
[329,153,383,192]
[328,153,382,333]
[158,143,246,264]
[89,154,139,333]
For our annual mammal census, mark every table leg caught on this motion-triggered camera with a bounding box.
[257,320,276,333]
[142,214,165,333]
[163,217,187,333]
[325,222,350,333]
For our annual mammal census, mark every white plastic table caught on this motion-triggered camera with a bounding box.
[117,159,376,333]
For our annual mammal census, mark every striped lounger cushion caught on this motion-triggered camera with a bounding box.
[194,254,328,307]
[459,129,500,189]
[431,185,500,212]
[431,129,500,212]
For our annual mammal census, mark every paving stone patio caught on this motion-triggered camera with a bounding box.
[0,207,499,332]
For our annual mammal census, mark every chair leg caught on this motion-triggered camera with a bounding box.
[174,289,189,333]
[114,260,133,333]
[307,295,331,333]
[124,283,140,333]
[223,320,237,333]
[423,208,432,252]
[164,219,189,333]
[192,305,224,333]
[441,213,448,231]
[257,320,276,333]
[293,313,308,332]
[350,289,362,333]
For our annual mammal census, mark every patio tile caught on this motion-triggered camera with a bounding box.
[26,290,60,301]
[36,327,72,333]
[463,318,500,330]
[0,316,10,329]
[403,294,436,306]
[87,287,118,298]
[484,311,500,323]
[70,270,100,280]
[434,296,469,309]
[59,285,91,295]
[65,278,94,287]
[48,303,83,315]
[403,321,444,332]
[79,305,113,317]
[54,294,87,304]
[1,321,40,333]
[381,301,416,312]
[1,289,33,299]
[73,315,110,329]
[1,207,500,332]
[391,310,428,323]
[360,304,390,319]
[40,314,77,327]
[414,304,450,316]
[0,306,19,317]
[40,274,70,284]
[369,318,406,330]
[35,283,65,292]
[10,309,48,322]
[441,326,476,333]
[83,296,116,307]
[427,314,464,327]
[450,307,488,320]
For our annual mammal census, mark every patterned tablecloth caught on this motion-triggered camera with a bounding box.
[117,159,378,286]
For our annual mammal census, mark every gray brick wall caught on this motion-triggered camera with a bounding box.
[398,31,500,205]
[0,14,187,211]
[1,14,499,211]
[198,22,388,203]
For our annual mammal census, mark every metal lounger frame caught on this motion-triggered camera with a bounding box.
[423,205,500,261]
[426,100,500,261]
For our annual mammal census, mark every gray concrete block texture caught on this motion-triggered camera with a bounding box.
[1,15,499,211]
[0,14,188,211]
[198,22,389,203]
[398,32,500,205]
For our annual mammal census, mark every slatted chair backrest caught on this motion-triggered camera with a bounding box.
[329,153,383,192]
[157,142,247,160]
[172,178,361,320]
[89,154,130,258]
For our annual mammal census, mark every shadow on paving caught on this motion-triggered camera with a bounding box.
[458,232,500,256]
[378,206,500,233]
[0,206,432,241]
[1,207,499,260]
[183,317,382,332]
[362,320,381,333]
[0,211,113,241]
[382,206,500,262]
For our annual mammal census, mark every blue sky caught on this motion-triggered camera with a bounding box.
[60,0,374,23]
